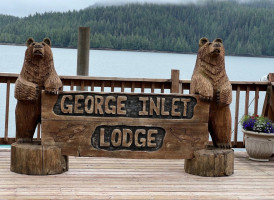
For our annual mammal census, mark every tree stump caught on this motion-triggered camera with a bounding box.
[11,142,68,175]
[184,147,234,177]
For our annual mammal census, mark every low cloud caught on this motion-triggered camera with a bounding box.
[0,0,96,17]
[93,0,258,6]
[0,0,264,17]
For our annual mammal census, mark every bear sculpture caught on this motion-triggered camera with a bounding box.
[15,38,62,143]
[190,37,232,148]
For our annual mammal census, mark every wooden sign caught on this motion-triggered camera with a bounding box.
[42,91,209,159]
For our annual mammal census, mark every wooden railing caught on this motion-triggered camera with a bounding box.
[0,70,271,147]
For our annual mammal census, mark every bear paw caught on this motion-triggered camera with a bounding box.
[216,90,221,103]
[215,142,232,149]
[216,88,232,105]
[198,90,213,101]
[14,79,39,101]
[27,85,39,100]
[199,94,213,101]
[45,88,59,95]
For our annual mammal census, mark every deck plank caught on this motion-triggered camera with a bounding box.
[0,150,273,199]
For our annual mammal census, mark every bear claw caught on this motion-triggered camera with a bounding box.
[215,143,232,149]
[45,89,59,95]
[199,94,213,102]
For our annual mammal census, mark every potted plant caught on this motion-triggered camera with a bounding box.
[241,114,274,161]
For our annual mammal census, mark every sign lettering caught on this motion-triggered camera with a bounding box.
[91,125,165,151]
[54,93,196,119]
[42,91,209,159]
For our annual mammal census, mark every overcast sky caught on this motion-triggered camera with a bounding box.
[0,0,200,17]
[1,0,253,17]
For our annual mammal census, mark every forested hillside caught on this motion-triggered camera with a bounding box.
[0,0,274,56]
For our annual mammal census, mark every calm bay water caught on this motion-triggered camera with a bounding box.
[0,44,273,140]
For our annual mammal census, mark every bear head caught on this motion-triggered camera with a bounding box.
[25,37,53,62]
[198,37,225,65]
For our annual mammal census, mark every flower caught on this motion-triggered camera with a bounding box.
[241,114,274,134]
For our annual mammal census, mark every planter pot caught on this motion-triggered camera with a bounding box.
[243,129,274,162]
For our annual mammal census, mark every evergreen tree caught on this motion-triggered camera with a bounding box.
[0,0,274,56]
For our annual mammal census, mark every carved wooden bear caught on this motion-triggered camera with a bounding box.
[190,37,232,148]
[14,38,62,143]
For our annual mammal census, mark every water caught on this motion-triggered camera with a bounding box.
[0,44,273,141]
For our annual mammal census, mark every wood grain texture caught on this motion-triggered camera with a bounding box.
[10,142,68,175]
[42,91,209,159]
[171,69,181,93]
[184,147,234,177]
[1,71,269,148]
[254,86,259,115]
[0,72,269,91]
[14,38,62,143]
[1,150,274,199]
[234,86,241,146]
[190,38,232,148]
[268,73,274,82]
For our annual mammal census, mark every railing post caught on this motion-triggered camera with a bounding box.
[171,69,181,94]
[4,80,10,143]
[37,123,41,140]
[244,86,250,115]
[77,27,90,91]
[254,86,259,116]
[262,73,274,121]
[268,73,274,82]
[233,86,240,147]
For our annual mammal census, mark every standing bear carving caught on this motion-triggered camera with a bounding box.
[14,38,62,143]
[190,37,232,148]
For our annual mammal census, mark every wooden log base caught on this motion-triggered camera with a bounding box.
[11,142,68,175]
[184,146,234,177]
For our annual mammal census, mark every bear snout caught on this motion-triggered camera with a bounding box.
[213,48,220,54]
[33,45,44,57]
[213,43,221,48]
[209,47,221,56]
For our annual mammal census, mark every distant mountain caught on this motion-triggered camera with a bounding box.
[0,0,274,56]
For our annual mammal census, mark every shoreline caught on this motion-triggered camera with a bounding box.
[1,42,274,58]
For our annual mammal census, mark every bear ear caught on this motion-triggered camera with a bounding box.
[26,37,35,47]
[43,38,51,46]
[199,37,209,48]
[214,38,223,43]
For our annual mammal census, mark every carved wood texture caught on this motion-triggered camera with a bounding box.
[190,38,232,148]
[14,38,62,142]
[42,91,210,159]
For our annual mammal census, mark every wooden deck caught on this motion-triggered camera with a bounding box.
[0,149,274,200]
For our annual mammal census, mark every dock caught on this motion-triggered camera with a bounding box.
[0,149,273,200]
